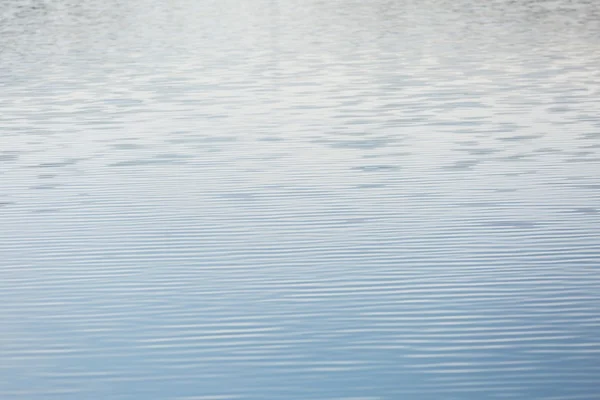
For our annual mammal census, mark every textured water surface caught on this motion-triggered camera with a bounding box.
[1,0,600,399]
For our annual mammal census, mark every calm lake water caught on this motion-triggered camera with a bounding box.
[1,0,600,399]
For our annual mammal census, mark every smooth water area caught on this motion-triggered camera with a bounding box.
[1,0,600,399]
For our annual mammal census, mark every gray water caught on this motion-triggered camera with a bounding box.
[1,0,600,399]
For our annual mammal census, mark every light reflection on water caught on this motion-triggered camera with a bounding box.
[1,0,600,399]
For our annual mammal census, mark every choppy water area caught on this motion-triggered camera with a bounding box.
[1,0,600,399]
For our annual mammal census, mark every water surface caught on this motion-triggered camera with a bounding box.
[1,0,600,399]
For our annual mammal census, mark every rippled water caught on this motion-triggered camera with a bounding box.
[1,0,600,399]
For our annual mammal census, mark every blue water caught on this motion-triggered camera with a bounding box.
[1,0,600,399]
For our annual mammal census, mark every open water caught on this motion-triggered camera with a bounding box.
[1,0,600,399]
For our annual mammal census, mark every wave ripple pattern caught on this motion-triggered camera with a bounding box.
[1,0,600,399]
